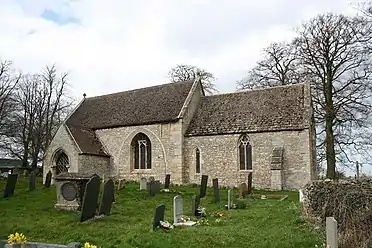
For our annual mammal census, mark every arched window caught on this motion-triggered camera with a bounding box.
[55,150,69,175]
[131,133,151,169]
[195,148,201,174]
[239,135,252,170]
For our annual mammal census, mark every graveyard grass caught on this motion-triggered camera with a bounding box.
[0,178,324,248]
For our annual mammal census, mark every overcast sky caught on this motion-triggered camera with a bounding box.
[0,0,360,100]
[0,0,370,176]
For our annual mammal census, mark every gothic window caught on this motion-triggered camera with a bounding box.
[131,133,151,169]
[239,135,252,170]
[196,148,201,174]
[55,150,69,175]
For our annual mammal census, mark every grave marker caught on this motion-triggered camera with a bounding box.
[299,189,305,203]
[4,173,18,198]
[153,204,165,230]
[164,174,171,189]
[44,170,52,188]
[199,175,208,198]
[247,172,253,194]
[173,195,196,227]
[80,175,101,222]
[28,171,36,191]
[239,183,248,199]
[191,195,200,216]
[140,178,147,190]
[99,179,115,216]
[117,179,126,191]
[212,178,220,203]
[173,195,183,224]
[227,189,233,210]
[326,217,338,248]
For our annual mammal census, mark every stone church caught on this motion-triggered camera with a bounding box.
[43,80,317,190]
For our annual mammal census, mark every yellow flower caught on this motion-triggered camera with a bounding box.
[7,232,27,244]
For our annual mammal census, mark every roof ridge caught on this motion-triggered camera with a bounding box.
[85,80,193,100]
[204,83,306,99]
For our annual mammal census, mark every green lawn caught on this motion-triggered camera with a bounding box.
[0,177,324,248]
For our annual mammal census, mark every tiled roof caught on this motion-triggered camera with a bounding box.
[65,81,194,156]
[186,83,308,136]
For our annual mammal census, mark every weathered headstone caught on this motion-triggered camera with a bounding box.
[191,195,200,216]
[212,178,220,203]
[326,217,338,248]
[4,173,18,198]
[148,180,160,197]
[164,174,171,189]
[299,189,304,202]
[44,170,52,188]
[239,183,248,199]
[227,189,233,210]
[199,175,208,198]
[140,178,147,190]
[173,195,183,224]
[99,179,115,216]
[247,172,252,194]
[153,204,165,230]
[28,171,36,191]
[117,179,126,191]
[80,175,101,222]
[148,176,155,182]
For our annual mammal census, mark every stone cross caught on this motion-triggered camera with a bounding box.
[326,217,338,248]
[173,195,183,224]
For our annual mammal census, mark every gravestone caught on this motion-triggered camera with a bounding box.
[173,195,183,224]
[299,189,304,202]
[4,174,18,198]
[28,171,36,191]
[212,178,220,203]
[99,179,115,216]
[117,179,126,190]
[148,176,155,182]
[140,178,147,190]
[148,180,160,197]
[191,195,200,216]
[164,174,171,189]
[227,189,233,210]
[153,204,165,230]
[173,195,197,227]
[239,183,248,199]
[44,170,52,187]
[247,172,253,194]
[80,175,101,222]
[326,217,338,248]
[199,175,208,198]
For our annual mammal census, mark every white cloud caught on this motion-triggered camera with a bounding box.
[0,0,360,100]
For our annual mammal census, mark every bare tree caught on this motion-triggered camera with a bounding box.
[0,60,20,136]
[168,64,218,94]
[236,13,372,179]
[1,65,73,168]
[237,42,300,90]
[295,13,372,179]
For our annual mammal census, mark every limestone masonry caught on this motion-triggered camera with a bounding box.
[44,79,317,190]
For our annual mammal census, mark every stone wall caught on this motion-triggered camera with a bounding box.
[95,121,184,184]
[78,154,110,178]
[183,129,313,190]
[43,124,80,185]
